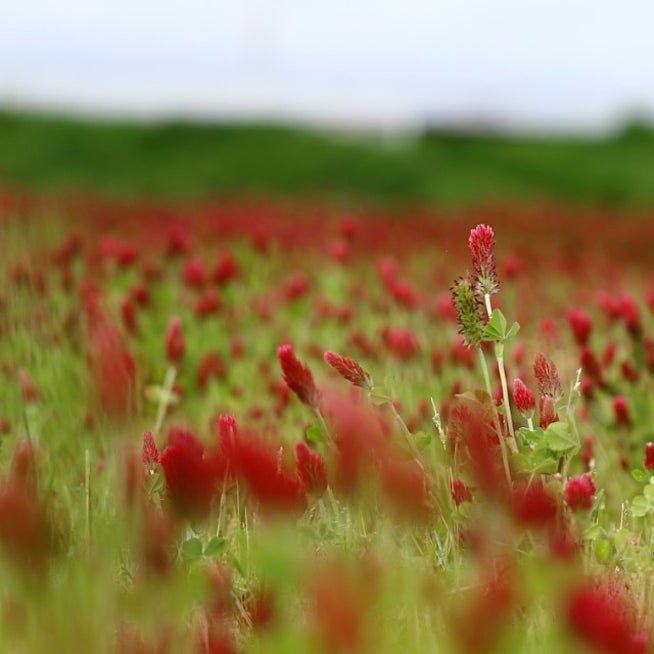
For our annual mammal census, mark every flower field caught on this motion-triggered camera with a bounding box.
[2,188,654,653]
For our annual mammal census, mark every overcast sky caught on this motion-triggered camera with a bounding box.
[2,1,654,132]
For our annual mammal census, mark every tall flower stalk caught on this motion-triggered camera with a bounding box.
[451,273,513,486]
[469,225,517,450]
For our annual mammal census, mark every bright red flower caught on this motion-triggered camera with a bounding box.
[468,223,499,296]
[564,474,595,511]
[512,378,535,417]
[231,434,306,514]
[159,428,225,518]
[644,442,654,470]
[566,580,647,654]
[566,308,593,346]
[277,344,320,409]
[323,351,372,390]
[511,479,558,527]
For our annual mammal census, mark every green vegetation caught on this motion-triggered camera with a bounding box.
[1,109,654,205]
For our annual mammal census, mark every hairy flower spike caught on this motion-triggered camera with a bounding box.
[142,431,159,473]
[295,442,327,496]
[323,351,372,390]
[277,344,320,409]
[533,352,562,399]
[469,224,499,297]
[538,396,559,429]
[512,378,535,417]
[450,276,485,347]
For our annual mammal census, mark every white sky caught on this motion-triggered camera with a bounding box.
[1,0,654,132]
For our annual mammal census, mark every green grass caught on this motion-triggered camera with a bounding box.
[1,109,654,206]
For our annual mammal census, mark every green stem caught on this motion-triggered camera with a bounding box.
[476,345,513,487]
[483,293,517,453]
[85,448,92,557]
[496,348,517,449]
[153,365,177,436]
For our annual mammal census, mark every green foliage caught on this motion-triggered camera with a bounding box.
[482,308,520,343]
[2,109,654,206]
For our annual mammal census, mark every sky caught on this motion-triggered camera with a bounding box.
[2,0,654,132]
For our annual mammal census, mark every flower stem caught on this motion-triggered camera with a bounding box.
[476,345,512,487]
[153,365,177,436]
[483,293,517,453]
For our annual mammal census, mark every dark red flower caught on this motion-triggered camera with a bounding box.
[17,369,39,404]
[612,396,631,428]
[120,298,137,334]
[533,352,562,399]
[539,396,559,429]
[142,431,160,473]
[0,482,53,574]
[165,316,185,364]
[182,257,206,287]
[196,352,226,391]
[580,346,603,385]
[450,478,473,506]
[644,442,654,470]
[194,289,222,319]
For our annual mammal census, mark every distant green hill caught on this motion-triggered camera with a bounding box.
[1,109,653,206]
